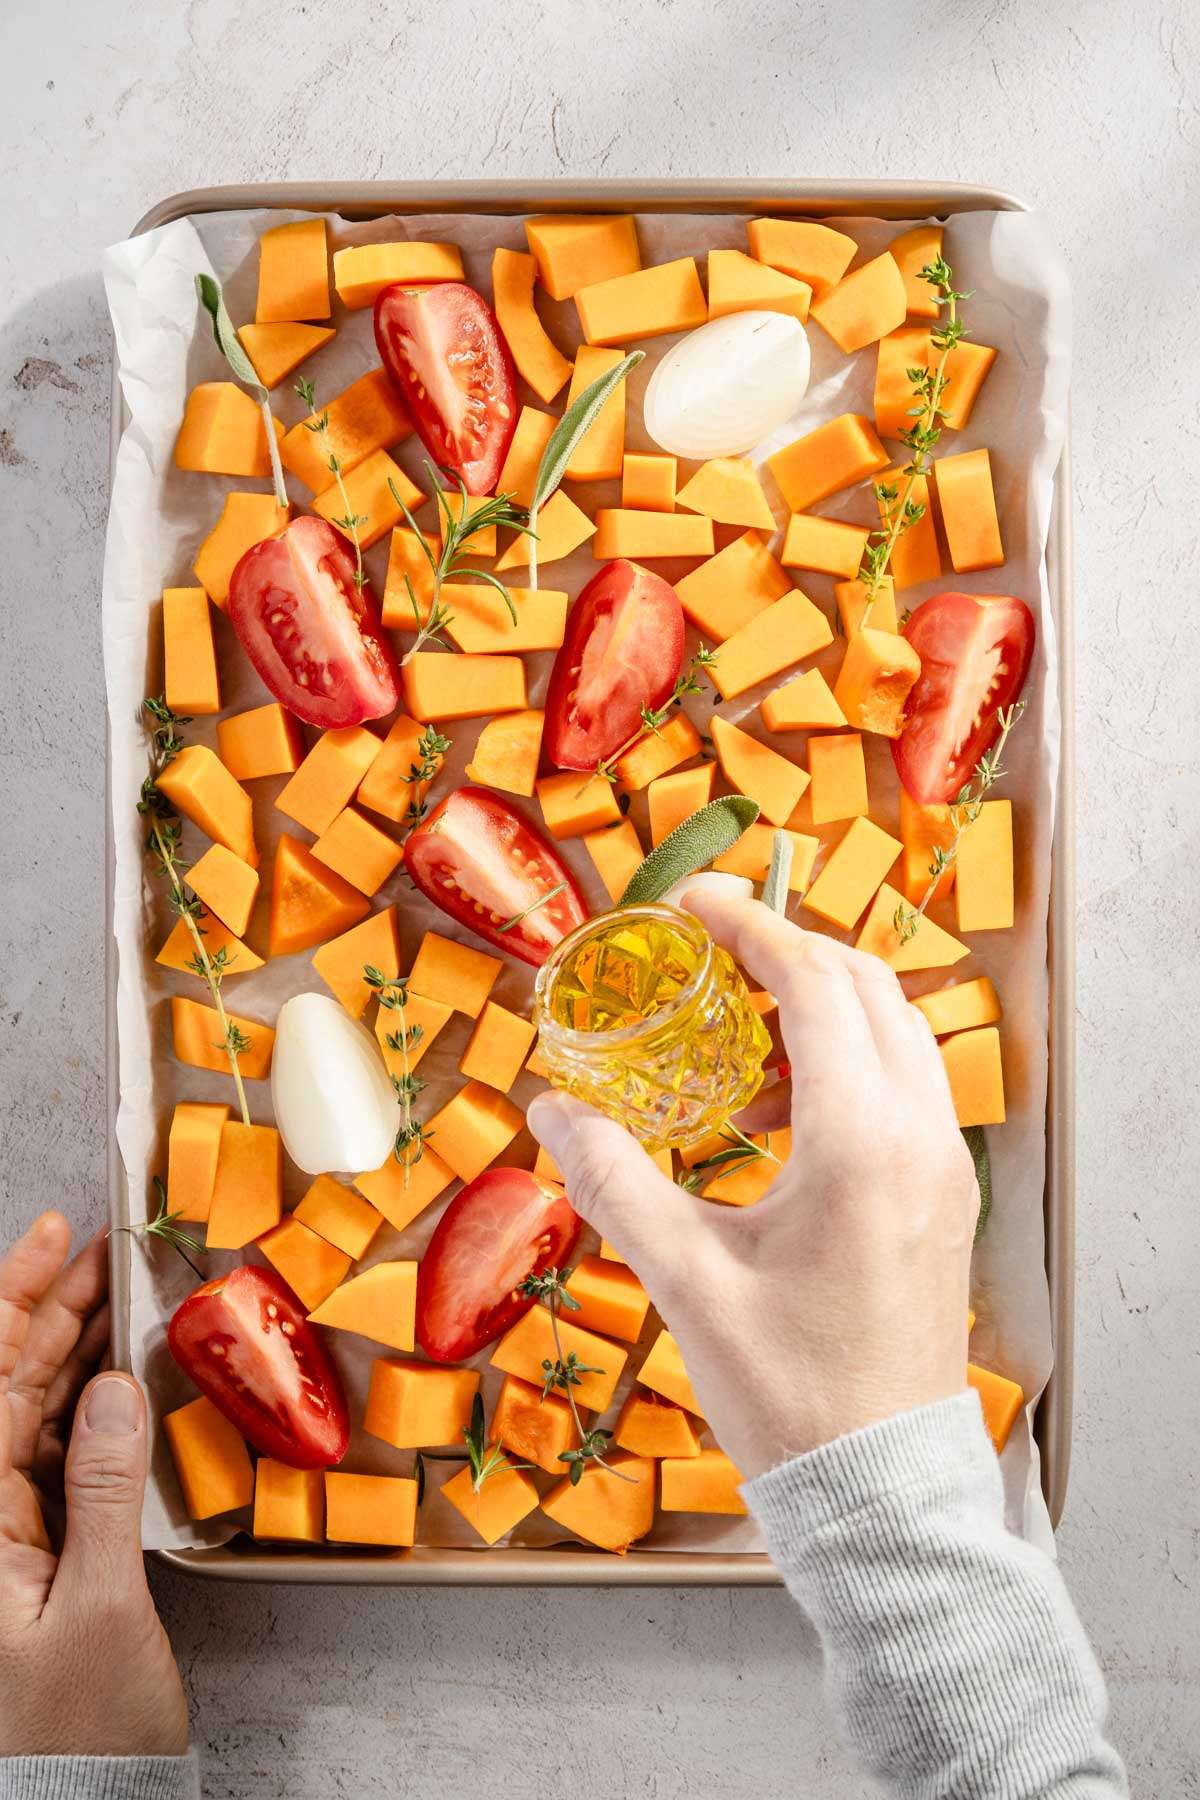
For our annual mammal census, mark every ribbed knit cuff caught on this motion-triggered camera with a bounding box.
[0,1753,199,1800]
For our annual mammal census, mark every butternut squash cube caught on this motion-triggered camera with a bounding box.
[855,882,969,972]
[193,492,291,609]
[253,1460,325,1543]
[307,1260,418,1352]
[709,590,835,701]
[156,908,262,978]
[257,1215,351,1311]
[423,1082,523,1183]
[155,745,258,868]
[164,1396,253,1521]
[441,1454,541,1545]
[171,997,274,1081]
[769,413,890,513]
[592,509,714,561]
[311,806,404,896]
[465,709,544,798]
[648,762,715,846]
[967,1363,1025,1453]
[660,1447,747,1515]
[533,1144,560,1181]
[614,1392,701,1459]
[713,824,819,893]
[313,449,422,551]
[614,714,701,791]
[807,732,869,825]
[536,770,622,839]
[746,218,856,294]
[312,905,401,1019]
[637,1329,702,1415]
[357,713,442,823]
[166,1101,230,1223]
[955,800,1014,932]
[401,652,527,721]
[217,704,304,782]
[375,989,453,1078]
[622,452,676,512]
[887,225,943,319]
[711,716,808,826]
[409,931,501,1016]
[332,240,464,309]
[674,531,791,642]
[563,1255,650,1343]
[576,256,707,346]
[206,1121,283,1248]
[237,321,335,391]
[702,1129,790,1207]
[760,669,846,733]
[911,977,1002,1038]
[563,345,628,480]
[803,816,902,931]
[676,458,775,531]
[707,248,811,322]
[834,574,898,637]
[324,1472,417,1546]
[256,217,329,322]
[900,791,957,904]
[459,1001,537,1094]
[781,514,870,580]
[877,467,941,590]
[365,1360,480,1449]
[541,1452,655,1553]
[933,448,1005,573]
[491,1307,627,1413]
[277,725,383,836]
[490,1374,576,1474]
[876,324,999,438]
[495,489,597,572]
[174,383,282,478]
[941,1027,1005,1127]
[583,819,645,903]
[268,835,370,956]
[810,252,907,353]
[294,1172,383,1259]
[492,247,572,402]
[280,368,410,491]
[354,1146,454,1235]
[163,587,220,715]
[833,627,922,738]
[525,214,641,300]
[443,586,567,655]
[381,526,438,630]
[495,405,556,507]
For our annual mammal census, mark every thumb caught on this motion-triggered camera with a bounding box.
[58,1371,149,1596]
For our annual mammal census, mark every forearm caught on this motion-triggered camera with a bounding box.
[0,1754,199,1799]
[746,1393,1127,1800]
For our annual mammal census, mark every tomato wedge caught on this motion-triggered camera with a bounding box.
[228,516,399,728]
[374,283,517,495]
[405,786,587,966]
[544,559,686,770]
[416,1169,581,1362]
[893,592,1036,804]
[167,1265,349,1470]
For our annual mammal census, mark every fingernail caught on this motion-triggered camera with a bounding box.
[84,1375,141,1436]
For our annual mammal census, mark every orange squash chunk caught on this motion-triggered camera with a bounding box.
[307,1261,417,1352]
[174,383,282,478]
[193,492,291,609]
[365,1361,480,1449]
[803,817,902,931]
[810,252,907,353]
[163,587,220,715]
[911,977,1002,1038]
[311,806,404,896]
[357,713,442,823]
[707,248,811,322]
[185,843,260,938]
[877,467,941,590]
[967,1363,1025,1453]
[255,217,329,322]
[807,732,869,826]
[459,1001,537,1094]
[563,1255,650,1343]
[834,627,922,737]
[277,725,383,836]
[709,590,834,702]
[156,908,262,978]
[495,406,556,507]
[206,1121,283,1249]
[257,1215,351,1310]
[491,1373,576,1474]
[312,906,401,1019]
[380,525,438,630]
[441,1454,541,1545]
[955,800,1014,932]
[941,1026,1006,1127]
[402,652,527,722]
[675,531,792,642]
[614,1392,701,1459]
[164,1396,253,1520]
[769,413,890,514]
[294,1173,383,1259]
[702,1130,790,1207]
[443,588,567,655]
[592,510,714,561]
[268,835,370,956]
[660,1448,747,1515]
[887,225,943,319]
[492,247,572,402]
[746,218,856,294]
[237,321,335,390]
[166,1101,230,1223]
[332,240,463,309]
[354,1146,454,1234]
[781,514,870,580]
[171,996,274,1081]
[217,704,304,781]
[491,1307,626,1413]
[855,883,969,973]
[423,1083,523,1183]
[155,745,258,868]
[900,791,956,905]
[374,990,453,1078]
[622,452,677,512]
[760,669,846,733]
[713,824,819,893]
[541,1453,655,1553]
[280,368,410,491]
[494,490,597,571]
[324,1472,417,1546]
[253,1460,325,1543]
[583,819,645,904]
[614,714,702,791]
[564,344,628,480]
[313,450,423,551]
[525,214,641,300]
[675,458,775,531]
[409,931,501,1016]
[834,574,898,637]
[933,448,1005,573]
[576,257,707,346]
[875,326,998,437]
[648,763,715,847]
[537,770,622,840]
[465,709,544,798]
[711,715,808,826]
[638,1329,703,1415]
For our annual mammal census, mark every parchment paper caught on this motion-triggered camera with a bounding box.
[102,205,1070,1557]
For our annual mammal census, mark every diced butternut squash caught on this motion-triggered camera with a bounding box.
[887,225,943,319]
[802,816,902,930]
[563,1255,650,1343]
[702,1129,790,1207]
[193,492,291,608]
[676,457,775,530]
[807,732,869,825]
[541,1452,655,1553]
[614,1392,701,1459]
[877,466,941,590]
[583,819,645,903]
[900,790,956,904]
[401,652,527,721]
[834,574,898,636]
[491,1374,576,1474]
[253,1460,325,1543]
[710,590,834,701]
[332,240,464,309]
[525,214,641,300]
[164,1396,253,1520]
[171,996,274,1081]
[409,931,501,1016]
[205,1121,283,1248]
[713,823,818,892]
[760,669,846,732]
[217,704,304,782]
[181,842,260,936]
[155,744,258,867]
[255,217,330,322]
[307,1260,418,1351]
[156,908,262,978]
[495,489,596,571]
[674,531,791,641]
[967,1362,1025,1453]
[257,1215,351,1311]
[163,587,220,715]
[465,709,544,798]
[381,526,438,630]
[833,627,922,737]
[710,716,808,826]
[443,586,567,654]
[855,882,969,972]
[707,248,812,322]
[614,714,701,791]
[537,770,623,839]
[313,450,422,551]
[955,800,1014,932]
[166,1101,230,1223]
[660,1447,747,1515]
[312,905,401,1019]
[357,713,443,824]
[592,509,714,561]
[533,1144,561,1182]
[365,1360,480,1448]
[648,762,715,846]
[746,218,856,294]
[442,1453,541,1545]
[375,988,453,1080]
[491,1307,626,1413]
[311,806,404,896]
[423,1082,523,1183]
[622,452,676,511]
[874,326,997,437]
[459,1000,537,1094]
[324,1472,417,1546]
[781,513,870,579]
[354,1145,454,1234]
[277,724,382,836]
[294,1172,383,1259]
[933,448,1005,572]
[174,383,282,478]
[563,345,628,480]
[769,413,890,513]
[810,252,907,352]
[268,835,371,956]
[911,977,1002,1038]
[279,368,410,491]
[492,247,572,402]
[576,256,707,345]
[638,1328,702,1415]
[237,322,335,391]
[495,405,556,507]
[941,1027,1006,1126]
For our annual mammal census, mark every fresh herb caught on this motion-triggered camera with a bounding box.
[400,724,451,834]
[593,647,719,788]
[525,351,644,589]
[295,376,366,591]
[964,1126,992,1241]
[412,1391,532,1506]
[364,965,430,1185]
[497,881,567,935]
[618,796,760,907]
[518,1267,635,1486]
[679,1123,783,1194]
[139,699,252,1126]
[388,461,529,660]
[195,274,287,507]
[114,1175,206,1279]
[760,829,793,914]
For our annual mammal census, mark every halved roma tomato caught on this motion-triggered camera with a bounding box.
[543,559,686,770]
[416,1168,581,1362]
[404,786,587,966]
[228,516,399,728]
[167,1265,349,1470]
[893,592,1036,804]
[374,283,517,495]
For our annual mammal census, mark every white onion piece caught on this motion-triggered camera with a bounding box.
[271,993,397,1176]
[643,312,811,458]
[659,871,755,909]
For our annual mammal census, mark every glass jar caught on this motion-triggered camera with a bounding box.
[531,903,771,1152]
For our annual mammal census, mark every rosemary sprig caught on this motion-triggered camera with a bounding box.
[858,255,971,629]
[195,275,288,507]
[497,881,567,935]
[518,1267,635,1486]
[295,377,366,591]
[525,351,644,590]
[592,646,718,788]
[139,699,252,1126]
[400,724,451,834]
[114,1176,206,1279]
[678,1123,783,1193]
[365,965,430,1186]
[388,462,529,662]
[893,701,1026,943]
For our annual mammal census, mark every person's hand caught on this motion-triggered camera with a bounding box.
[0,1211,188,1758]
[526,893,978,1480]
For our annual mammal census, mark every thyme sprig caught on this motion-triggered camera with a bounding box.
[592,646,718,788]
[400,724,451,834]
[388,462,529,661]
[518,1267,635,1486]
[678,1123,783,1194]
[364,965,430,1186]
[114,1176,206,1279]
[139,699,252,1126]
[295,377,366,591]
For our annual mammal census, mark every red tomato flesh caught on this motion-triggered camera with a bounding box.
[416,1168,581,1362]
[893,592,1036,804]
[227,515,399,729]
[168,1265,349,1469]
[404,786,587,967]
[374,283,517,495]
[544,559,686,770]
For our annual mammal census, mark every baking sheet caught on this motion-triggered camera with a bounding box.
[102,204,1071,1557]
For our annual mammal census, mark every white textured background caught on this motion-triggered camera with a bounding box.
[1,0,1197,1794]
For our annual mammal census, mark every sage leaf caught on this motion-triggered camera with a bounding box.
[194,273,288,507]
[618,796,760,906]
[963,1125,992,1240]
[761,829,793,914]
[529,350,645,516]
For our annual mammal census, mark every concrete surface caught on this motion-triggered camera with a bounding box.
[2,0,1198,1793]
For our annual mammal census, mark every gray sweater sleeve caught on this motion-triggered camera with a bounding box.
[0,1754,199,1799]
[745,1391,1128,1799]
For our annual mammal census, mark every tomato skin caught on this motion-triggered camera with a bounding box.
[167,1265,349,1470]
[228,516,400,728]
[405,786,587,967]
[374,283,517,495]
[544,560,686,770]
[893,592,1036,804]
[416,1169,581,1362]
